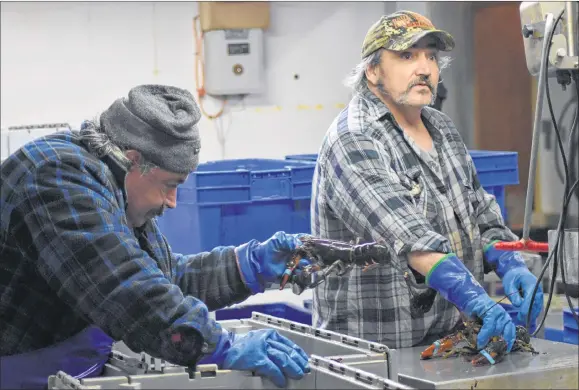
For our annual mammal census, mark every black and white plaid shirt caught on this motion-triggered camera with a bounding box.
[310,84,518,348]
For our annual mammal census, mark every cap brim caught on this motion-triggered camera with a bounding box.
[394,29,456,52]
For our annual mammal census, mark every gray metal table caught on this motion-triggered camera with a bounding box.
[393,338,578,389]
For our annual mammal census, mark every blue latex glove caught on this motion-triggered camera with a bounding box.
[235,231,310,294]
[427,254,517,352]
[199,328,310,388]
[484,242,544,325]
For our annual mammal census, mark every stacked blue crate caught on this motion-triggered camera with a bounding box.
[563,308,579,345]
[157,159,315,254]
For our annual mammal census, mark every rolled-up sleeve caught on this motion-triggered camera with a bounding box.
[323,130,451,256]
[465,153,519,249]
[18,161,224,366]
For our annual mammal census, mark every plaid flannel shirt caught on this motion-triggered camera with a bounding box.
[310,84,518,348]
[0,131,251,364]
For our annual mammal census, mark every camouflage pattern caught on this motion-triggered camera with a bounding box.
[361,11,455,58]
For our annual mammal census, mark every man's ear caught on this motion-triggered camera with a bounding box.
[365,63,380,85]
[124,150,142,170]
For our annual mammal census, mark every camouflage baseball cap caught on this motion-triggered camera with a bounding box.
[361,11,455,58]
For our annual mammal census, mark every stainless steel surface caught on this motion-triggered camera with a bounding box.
[395,338,579,389]
[548,228,579,285]
[522,11,555,240]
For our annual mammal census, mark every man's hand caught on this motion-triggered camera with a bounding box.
[223,329,310,388]
[426,253,517,351]
[502,268,543,325]
[200,328,310,388]
[464,294,517,351]
[484,243,543,325]
[234,232,311,294]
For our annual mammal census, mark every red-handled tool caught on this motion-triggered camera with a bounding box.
[493,239,550,253]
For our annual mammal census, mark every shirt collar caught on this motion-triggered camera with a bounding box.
[359,83,394,122]
[102,153,129,194]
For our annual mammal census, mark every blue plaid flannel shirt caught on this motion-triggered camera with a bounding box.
[0,131,251,365]
[310,84,519,348]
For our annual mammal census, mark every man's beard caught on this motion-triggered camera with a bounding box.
[377,76,438,107]
[147,205,166,220]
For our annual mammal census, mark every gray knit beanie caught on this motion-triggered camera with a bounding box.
[100,84,202,174]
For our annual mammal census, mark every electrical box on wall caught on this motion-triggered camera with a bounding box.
[203,28,264,96]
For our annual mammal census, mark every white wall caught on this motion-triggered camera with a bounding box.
[1,1,477,162]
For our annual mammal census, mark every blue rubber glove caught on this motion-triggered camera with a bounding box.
[199,328,310,388]
[427,254,517,352]
[235,231,310,294]
[484,242,544,325]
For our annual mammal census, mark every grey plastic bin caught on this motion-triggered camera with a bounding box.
[47,312,407,389]
[48,355,412,390]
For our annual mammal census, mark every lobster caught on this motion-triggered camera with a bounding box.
[279,236,388,294]
[281,236,438,318]
[420,317,538,366]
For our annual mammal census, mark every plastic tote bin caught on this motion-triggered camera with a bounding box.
[563,307,579,330]
[563,308,579,345]
[157,158,316,254]
[215,302,313,325]
[285,150,519,222]
[544,327,565,342]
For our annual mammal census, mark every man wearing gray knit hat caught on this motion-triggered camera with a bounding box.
[0,84,311,389]
[100,84,202,175]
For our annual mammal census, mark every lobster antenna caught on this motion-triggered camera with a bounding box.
[479,290,523,319]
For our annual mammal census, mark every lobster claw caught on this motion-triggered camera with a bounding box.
[289,265,325,295]
[362,258,380,272]
[291,282,306,296]
[334,260,353,276]
[420,329,467,360]
[420,337,457,360]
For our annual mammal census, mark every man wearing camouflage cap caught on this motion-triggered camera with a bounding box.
[310,11,543,352]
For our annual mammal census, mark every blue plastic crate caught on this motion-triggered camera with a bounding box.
[285,150,518,222]
[214,303,313,325]
[157,159,315,254]
[563,308,579,331]
[563,327,578,345]
[467,150,519,187]
[544,327,565,342]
